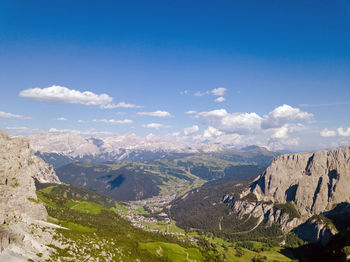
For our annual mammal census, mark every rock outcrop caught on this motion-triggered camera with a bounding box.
[224,146,350,244]
[252,146,350,216]
[0,130,61,261]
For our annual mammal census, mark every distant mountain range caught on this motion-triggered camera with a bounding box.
[26,132,276,168]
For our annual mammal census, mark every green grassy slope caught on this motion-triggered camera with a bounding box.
[36,183,223,261]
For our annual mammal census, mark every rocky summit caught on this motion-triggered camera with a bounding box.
[223,146,350,244]
[252,146,350,216]
[0,130,60,261]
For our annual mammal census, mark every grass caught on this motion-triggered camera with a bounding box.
[139,241,204,261]
[59,221,97,232]
[66,201,105,215]
[135,206,148,215]
[36,191,58,208]
[274,202,301,221]
[111,201,129,215]
[188,232,293,262]
[141,221,185,234]
[37,183,209,261]
[40,185,55,194]
[28,197,40,204]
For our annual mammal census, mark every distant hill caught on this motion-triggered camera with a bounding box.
[55,151,271,201]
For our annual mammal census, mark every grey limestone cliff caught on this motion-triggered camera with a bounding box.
[252,146,350,216]
[0,130,61,261]
[224,146,350,243]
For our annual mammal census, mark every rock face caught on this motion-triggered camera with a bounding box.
[224,146,350,244]
[0,130,60,261]
[252,147,350,216]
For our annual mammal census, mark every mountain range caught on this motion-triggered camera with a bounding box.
[26,131,275,168]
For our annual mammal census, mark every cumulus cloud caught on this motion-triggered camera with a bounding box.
[261,104,313,129]
[271,124,306,139]
[271,125,289,139]
[196,109,262,134]
[19,85,117,109]
[185,110,197,115]
[183,125,199,135]
[196,105,312,139]
[142,123,171,129]
[93,119,133,125]
[214,97,225,103]
[77,120,88,124]
[115,102,143,108]
[180,90,189,95]
[320,128,337,137]
[0,111,31,119]
[137,110,173,118]
[203,126,223,139]
[55,117,67,121]
[338,127,350,137]
[211,87,226,96]
[48,128,112,136]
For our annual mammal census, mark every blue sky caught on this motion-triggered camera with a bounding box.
[0,0,350,151]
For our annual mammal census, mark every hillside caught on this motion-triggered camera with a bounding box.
[55,154,270,201]
[35,182,225,261]
[169,146,350,261]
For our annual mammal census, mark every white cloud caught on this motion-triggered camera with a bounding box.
[211,87,226,96]
[196,105,312,138]
[55,117,67,121]
[172,131,181,137]
[180,90,189,95]
[115,102,143,108]
[5,126,38,134]
[48,128,112,136]
[183,125,199,135]
[338,127,350,137]
[137,110,173,118]
[142,123,171,129]
[271,125,289,139]
[267,137,300,151]
[261,104,313,129]
[195,87,227,98]
[196,109,262,134]
[115,119,133,124]
[185,110,197,115]
[19,85,117,109]
[77,120,88,123]
[271,124,306,139]
[194,91,209,97]
[115,112,127,115]
[214,96,225,103]
[320,128,337,137]
[203,126,223,139]
[93,119,133,125]
[0,111,31,119]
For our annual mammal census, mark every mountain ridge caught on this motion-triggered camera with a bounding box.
[26,132,275,168]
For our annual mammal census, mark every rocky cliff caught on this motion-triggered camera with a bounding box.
[224,146,350,244]
[0,130,61,261]
[251,146,350,216]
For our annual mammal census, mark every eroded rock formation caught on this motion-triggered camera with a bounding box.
[0,130,61,261]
